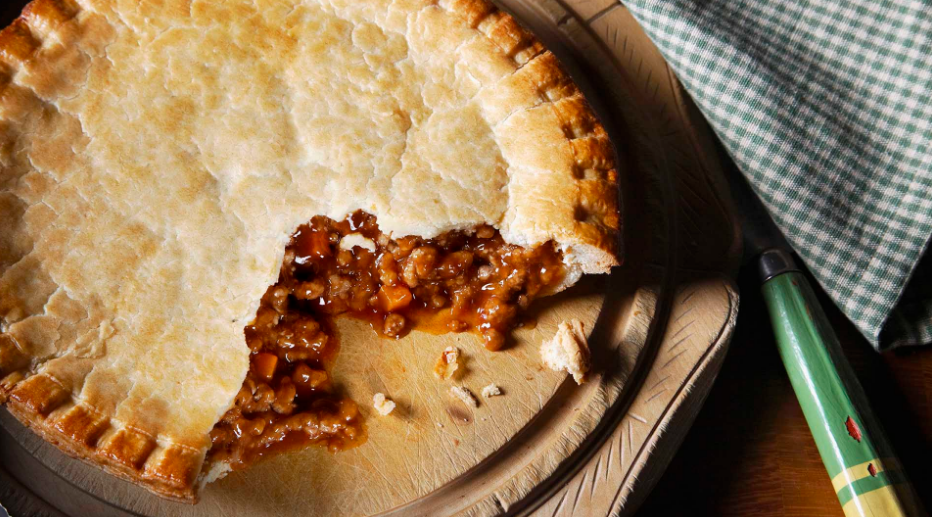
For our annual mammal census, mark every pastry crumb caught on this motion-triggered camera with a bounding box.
[481,383,502,398]
[339,233,377,252]
[201,461,233,485]
[449,386,478,408]
[372,393,396,416]
[541,319,591,384]
[433,346,461,381]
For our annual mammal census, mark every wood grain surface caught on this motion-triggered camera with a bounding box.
[641,261,932,517]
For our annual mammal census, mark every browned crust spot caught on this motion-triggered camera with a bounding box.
[5,373,201,501]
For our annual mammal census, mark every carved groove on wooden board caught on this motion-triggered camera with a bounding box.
[526,276,738,517]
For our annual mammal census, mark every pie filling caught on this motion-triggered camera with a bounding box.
[207,211,565,470]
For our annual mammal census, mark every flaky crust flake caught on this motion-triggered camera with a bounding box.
[0,0,619,501]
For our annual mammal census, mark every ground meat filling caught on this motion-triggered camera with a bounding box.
[208,211,565,469]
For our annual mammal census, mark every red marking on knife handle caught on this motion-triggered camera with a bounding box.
[845,416,862,442]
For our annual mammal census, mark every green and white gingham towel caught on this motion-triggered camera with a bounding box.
[624,0,932,350]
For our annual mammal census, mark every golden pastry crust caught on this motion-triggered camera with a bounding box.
[0,0,618,501]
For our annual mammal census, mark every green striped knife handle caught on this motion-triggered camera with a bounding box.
[762,272,925,517]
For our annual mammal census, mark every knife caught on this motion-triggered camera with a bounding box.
[723,162,926,517]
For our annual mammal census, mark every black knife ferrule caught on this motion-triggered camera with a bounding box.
[758,248,800,283]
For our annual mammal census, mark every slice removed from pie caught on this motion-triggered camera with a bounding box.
[0,0,619,501]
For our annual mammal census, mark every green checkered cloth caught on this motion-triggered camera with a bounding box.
[624,0,932,350]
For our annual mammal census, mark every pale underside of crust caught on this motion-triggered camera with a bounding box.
[0,0,619,501]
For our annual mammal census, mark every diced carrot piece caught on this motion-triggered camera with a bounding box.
[253,352,278,382]
[377,284,412,311]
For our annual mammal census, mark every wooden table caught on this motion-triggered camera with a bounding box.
[640,263,932,516]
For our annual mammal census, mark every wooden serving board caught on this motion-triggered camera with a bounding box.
[0,1,741,516]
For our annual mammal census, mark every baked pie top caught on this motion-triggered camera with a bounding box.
[0,0,618,501]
